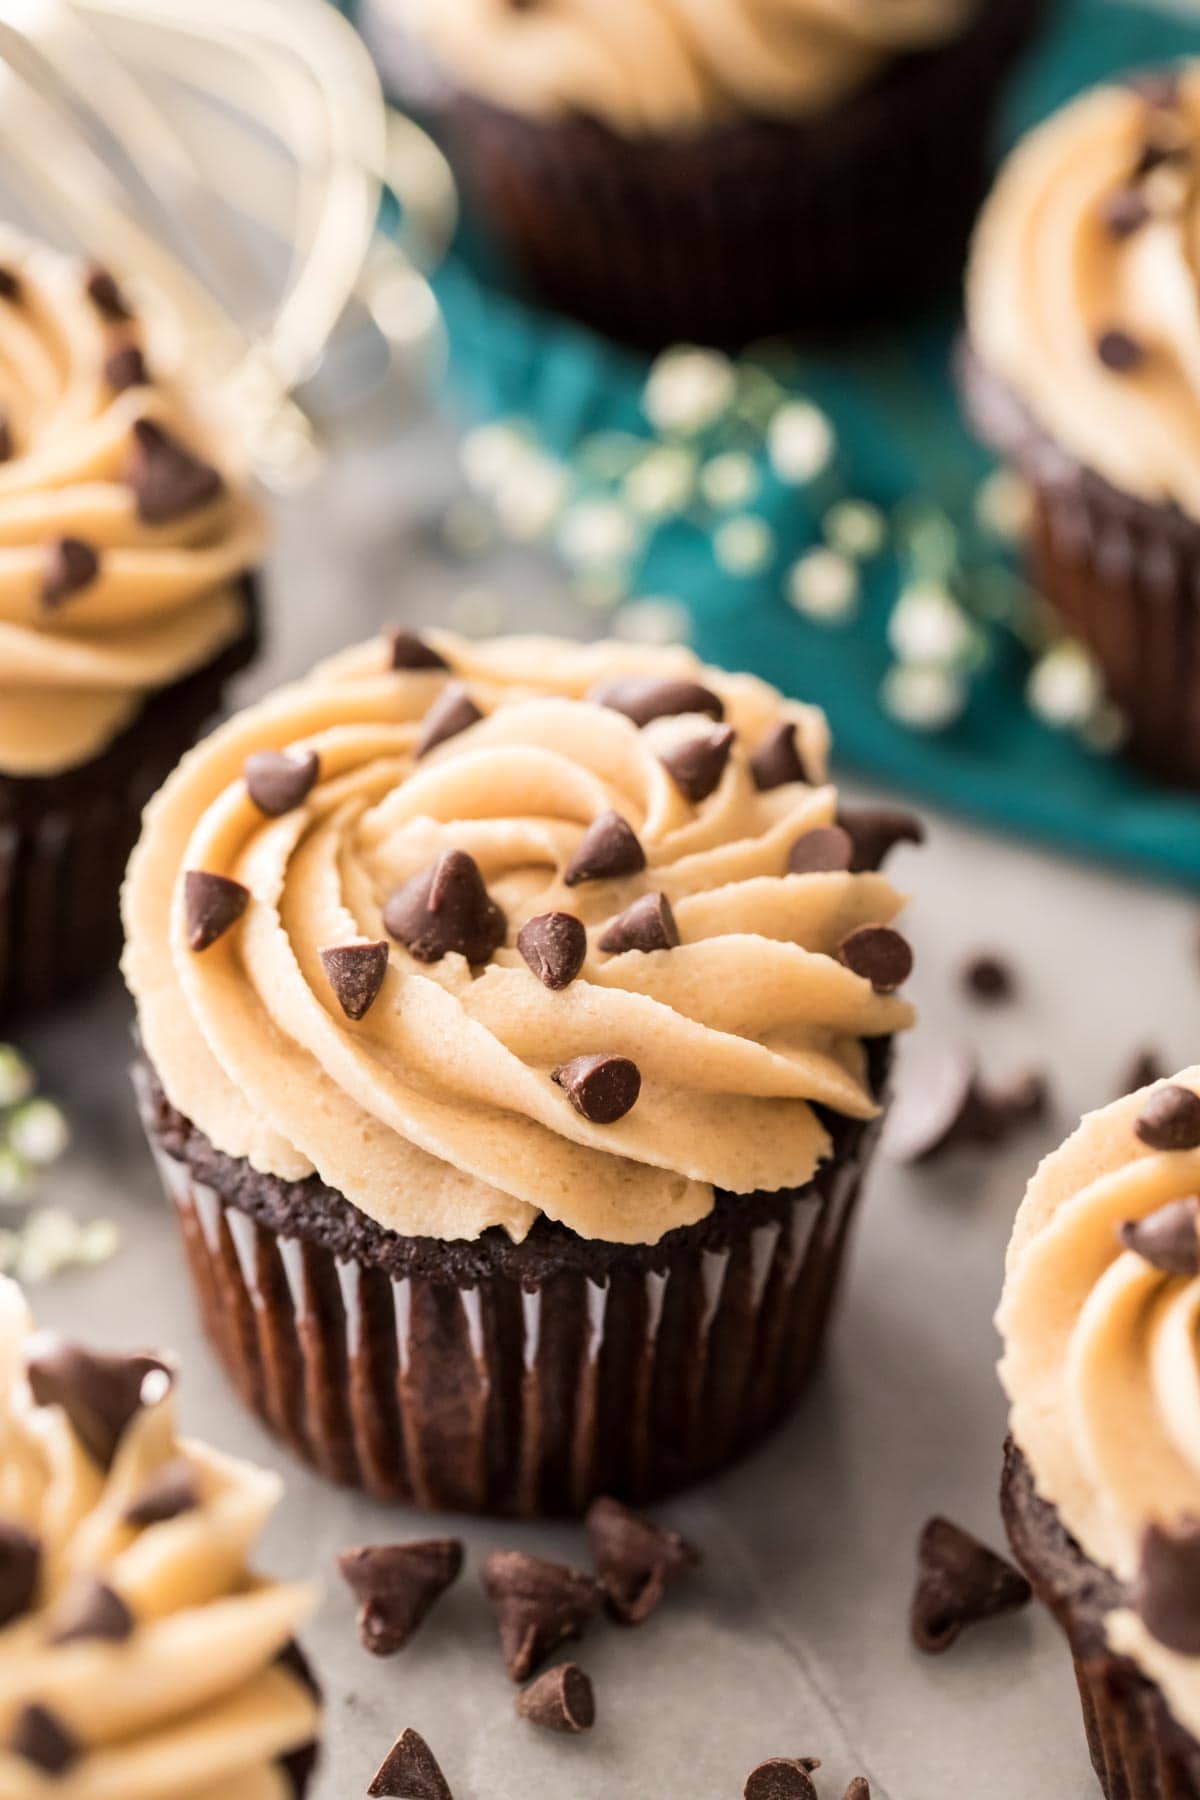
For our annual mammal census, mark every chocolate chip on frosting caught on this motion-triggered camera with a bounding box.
[838,926,913,993]
[838,805,925,872]
[85,263,132,322]
[184,870,250,952]
[590,675,724,728]
[42,536,99,610]
[1104,187,1152,239]
[1136,1084,1200,1151]
[598,892,679,955]
[123,1458,201,1529]
[1096,329,1146,374]
[1135,1517,1200,1654]
[244,748,319,816]
[0,1522,40,1629]
[552,1054,641,1125]
[482,1550,601,1682]
[659,725,735,803]
[126,418,224,525]
[47,1576,134,1646]
[338,1539,463,1657]
[743,1759,820,1800]
[384,850,506,966]
[10,1704,80,1777]
[1128,68,1183,110]
[369,1728,454,1800]
[564,810,646,886]
[320,941,390,1022]
[388,627,449,672]
[516,1663,596,1734]
[517,912,588,989]
[586,1495,700,1626]
[750,722,811,791]
[26,1341,172,1471]
[0,412,13,463]
[787,825,854,876]
[414,682,483,757]
[1119,1196,1200,1276]
[104,343,149,392]
[0,266,23,303]
[910,1516,1031,1654]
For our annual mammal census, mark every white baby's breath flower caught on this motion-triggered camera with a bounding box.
[824,499,887,561]
[767,401,835,485]
[0,1047,33,1109]
[643,347,736,437]
[75,1220,121,1267]
[1027,640,1105,730]
[881,663,967,733]
[8,1100,69,1168]
[15,1210,82,1284]
[1081,700,1129,755]
[613,598,692,647]
[558,501,638,569]
[975,468,1033,543]
[888,584,975,667]
[493,454,568,541]
[786,548,860,624]
[460,421,528,494]
[714,515,775,576]
[699,451,759,511]
[624,446,696,517]
[0,1148,28,1202]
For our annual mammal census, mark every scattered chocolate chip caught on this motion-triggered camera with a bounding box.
[0,1522,40,1629]
[838,926,913,993]
[989,1071,1050,1132]
[515,1663,595,1734]
[368,1728,453,1799]
[414,683,482,757]
[0,266,22,302]
[126,418,224,525]
[482,1550,601,1682]
[1104,187,1152,238]
[338,1540,463,1657]
[104,343,148,392]
[26,1341,171,1471]
[750,722,811,791]
[552,1054,641,1125]
[383,850,506,966]
[844,1783,871,1800]
[47,1576,134,1646]
[244,748,319,816]
[123,1458,201,1528]
[586,1495,700,1626]
[1119,1050,1169,1097]
[744,1759,820,1800]
[598,892,679,956]
[86,263,132,322]
[1097,329,1146,374]
[1120,1196,1200,1276]
[1136,1517,1200,1654]
[787,825,854,876]
[388,627,449,671]
[184,870,250,953]
[564,811,646,887]
[517,912,587,990]
[590,675,724,728]
[42,536,99,609]
[884,1047,1050,1164]
[10,1704,80,1776]
[911,1516,1031,1654]
[1137,1084,1200,1152]
[320,941,390,1022]
[0,412,13,463]
[962,953,1015,1005]
[838,806,925,872]
[659,725,736,804]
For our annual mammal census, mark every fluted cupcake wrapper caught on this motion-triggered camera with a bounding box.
[1072,1658,1200,1800]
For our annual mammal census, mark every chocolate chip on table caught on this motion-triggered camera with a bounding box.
[368,1727,453,1799]
[104,343,149,392]
[911,1517,1031,1654]
[659,725,736,804]
[1136,1518,1200,1655]
[244,749,319,816]
[126,418,224,524]
[589,675,725,728]
[320,942,391,1022]
[564,811,646,886]
[787,825,854,876]
[42,536,99,609]
[1118,1050,1168,1098]
[837,806,925,872]
[1120,1196,1200,1277]
[844,1783,871,1800]
[482,1550,601,1683]
[743,1759,821,1799]
[515,1663,596,1734]
[552,1054,641,1125]
[884,1047,1049,1164]
[517,911,588,989]
[962,953,1016,1005]
[1104,186,1151,239]
[47,1576,134,1646]
[0,266,22,302]
[184,870,250,953]
[598,892,679,956]
[123,1458,201,1528]
[414,682,482,757]
[0,1521,40,1629]
[85,263,132,322]
[9,1704,80,1776]
[1096,329,1146,374]
[750,722,811,791]
[384,851,506,966]
[585,1495,700,1626]
[388,627,449,672]
[338,1540,463,1657]
[1136,1084,1200,1152]
[26,1341,172,1471]
[838,926,914,993]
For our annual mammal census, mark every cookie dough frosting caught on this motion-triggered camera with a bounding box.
[998,1068,1200,1742]
[0,232,266,780]
[123,632,915,1246]
[397,0,975,132]
[0,1277,318,1798]
[968,65,1200,518]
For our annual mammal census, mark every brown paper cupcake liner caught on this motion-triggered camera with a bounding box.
[134,1057,887,1518]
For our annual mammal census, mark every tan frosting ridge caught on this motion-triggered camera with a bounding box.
[968,66,1200,518]
[998,1067,1200,1742]
[0,1277,318,1798]
[122,632,914,1247]
[397,0,975,132]
[0,232,265,779]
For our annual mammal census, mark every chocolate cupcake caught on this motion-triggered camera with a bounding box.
[122,631,918,1517]
[0,1275,321,1795]
[998,1069,1200,1798]
[964,67,1200,787]
[375,0,1047,347]
[0,233,264,1020]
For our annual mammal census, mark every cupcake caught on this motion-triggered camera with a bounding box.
[374,0,1048,348]
[0,232,265,1020]
[964,67,1200,787]
[998,1069,1200,1798]
[122,630,918,1517]
[0,1275,321,1795]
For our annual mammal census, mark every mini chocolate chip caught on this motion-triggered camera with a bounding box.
[368,1728,454,1799]
[1119,1050,1168,1097]
[184,870,250,953]
[1137,1084,1200,1152]
[1128,68,1183,110]
[86,263,132,322]
[123,1458,201,1528]
[838,806,925,872]
[787,825,854,876]
[744,1760,819,1800]
[1104,187,1152,238]
[339,1540,463,1657]
[26,1341,172,1470]
[104,343,148,392]
[244,749,319,816]
[126,418,224,524]
[989,1071,1050,1133]
[585,1495,700,1626]
[47,1576,134,1646]
[517,912,587,990]
[383,850,506,966]
[838,926,913,993]
[0,266,23,302]
[388,627,448,672]
[590,675,724,728]
[10,1704,80,1776]
[0,412,12,463]
[563,811,646,887]
[1136,1517,1200,1654]
[552,1054,641,1125]
[320,941,390,1022]
[516,1663,596,1734]
[42,536,99,609]
[911,1516,1031,1653]
[1120,1196,1200,1276]
[844,1783,871,1800]
[660,725,736,804]
[597,892,679,956]
[482,1550,601,1682]
[1097,329,1146,373]
[963,953,1016,1005]
[414,682,482,757]
[0,1522,40,1628]
[883,1046,1048,1164]
[750,722,811,791]
[1136,132,1191,177]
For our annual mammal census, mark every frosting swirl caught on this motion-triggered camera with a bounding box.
[998,1068,1200,1742]
[0,233,266,779]
[967,66,1200,517]
[0,1277,319,1798]
[122,633,914,1246]
[396,0,975,133]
